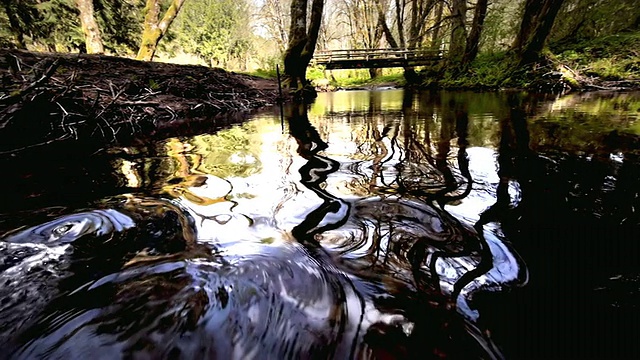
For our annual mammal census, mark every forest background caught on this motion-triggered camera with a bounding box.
[1,0,639,89]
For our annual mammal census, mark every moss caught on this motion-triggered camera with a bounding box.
[246,68,277,80]
[432,51,525,90]
[555,32,640,81]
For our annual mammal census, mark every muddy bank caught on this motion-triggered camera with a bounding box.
[0,49,283,156]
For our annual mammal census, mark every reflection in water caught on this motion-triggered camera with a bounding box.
[1,90,639,358]
[288,103,351,242]
[3,209,135,245]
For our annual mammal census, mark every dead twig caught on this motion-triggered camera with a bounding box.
[0,59,60,106]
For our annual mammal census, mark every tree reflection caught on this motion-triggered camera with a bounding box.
[287,103,351,243]
[285,93,530,357]
[396,95,492,302]
[478,94,532,225]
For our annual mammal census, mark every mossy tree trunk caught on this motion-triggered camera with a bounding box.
[512,0,565,65]
[75,0,104,54]
[283,0,324,94]
[462,0,488,66]
[447,0,489,73]
[429,0,444,49]
[136,0,186,61]
[447,0,467,68]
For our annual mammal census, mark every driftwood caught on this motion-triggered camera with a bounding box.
[0,49,281,155]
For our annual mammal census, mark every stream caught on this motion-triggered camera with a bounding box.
[1,89,639,359]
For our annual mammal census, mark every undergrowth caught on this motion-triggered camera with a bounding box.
[250,32,640,92]
[554,32,640,81]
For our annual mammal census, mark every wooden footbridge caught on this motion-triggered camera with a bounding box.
[312,48,444,69]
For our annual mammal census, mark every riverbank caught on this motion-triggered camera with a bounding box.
[0,49,283,156]
[310,32,640,93]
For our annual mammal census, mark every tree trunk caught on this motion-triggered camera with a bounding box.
[447,0,467,67]
[462,0,488,65]
[283,0,324,95]
[374,0,418,84]
[430,0,444,48]
[75,0,104,54]
[376,8,399,48]
[512,0,565,65]
[394,0,405,47]
[136,0,186,61]
[2,0,26,49]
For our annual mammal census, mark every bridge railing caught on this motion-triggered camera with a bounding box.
[312,48,444,63]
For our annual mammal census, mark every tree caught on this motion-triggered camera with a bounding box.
[429,0,444,48]
[173,0,252,69]
[338,0,384,78]
[1,0,31,48]
[463,0,488,65]
[0,0,84,52]
[258,0,291,54]
[446,0,490,71]
[479,0,523,53]
[374,0,439,82]
[447,0,467,66]
[74,0,104,53]
[550,0,640,47]
[283,0,324,94]
[1,0,142,54]
[512,0,565,65]
[95,0,145,55]
[137,0,186,61]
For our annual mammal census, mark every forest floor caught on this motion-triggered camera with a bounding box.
[0,49,284,156]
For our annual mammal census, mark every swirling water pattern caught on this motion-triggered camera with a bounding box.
[3,209,135,245]
[6,90,636,359]
[0,95,522,359]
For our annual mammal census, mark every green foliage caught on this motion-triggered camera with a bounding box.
[148,79,160,90]
[306,65,325,82]
[310,68,405,88]
[550,0,640,47]
[480,0,524,53]
[247,68,278,79]
[435,51,522,89]
[94,0,143,55]
[0,0,142,53]
[428,31,640,90]
[171,0,253,69]
[556,32,640,80]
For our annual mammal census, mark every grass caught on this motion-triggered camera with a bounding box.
[245,66,405,88]
[245,68,278,79]
[307,66,405,88]
[554,32,640,80]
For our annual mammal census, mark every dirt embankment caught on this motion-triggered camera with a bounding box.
[0,49,283,155]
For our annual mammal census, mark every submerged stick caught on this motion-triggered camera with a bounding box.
[277,64,285,132]
[276,64,283,101]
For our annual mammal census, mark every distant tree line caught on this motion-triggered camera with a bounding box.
[1,0,638,83]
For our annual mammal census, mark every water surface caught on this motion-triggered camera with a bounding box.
[1,89,639,359]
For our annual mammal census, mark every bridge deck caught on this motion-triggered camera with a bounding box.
[312,48,443,69]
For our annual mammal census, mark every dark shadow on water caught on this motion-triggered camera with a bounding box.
[287,103,352,243]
